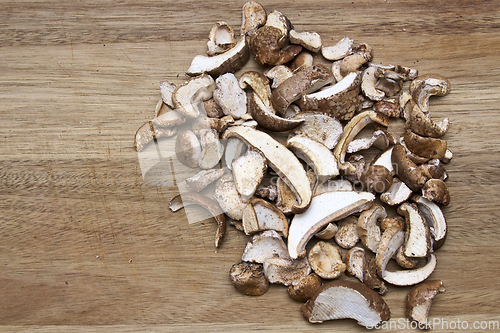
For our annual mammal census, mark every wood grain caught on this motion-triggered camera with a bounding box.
[0,0,499,331]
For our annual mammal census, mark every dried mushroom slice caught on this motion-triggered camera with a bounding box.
[287,273,322,302]
[345,246,365,282]
[404,130,447,159]
[380,177,413,206]
[249,92,305,132]
[159,81,177,109]
[301,280,391,327]
[398,202,432,258]
[321,37,353,61]
[410,74,450,113]
[198,129,224,170]
[357,204,386,253]
[308,241,346,279]
[173,74,216,118]
[240,1,267,36]
[230,261,269,296]
[242,198,288,237]
[289,29,322,53]
[391,144,427,191]
[406,280,445,326]
[263,257,311,286]
[334,216,359,249]
[363,256,388,295]
[422,179,450,206]
[214,73,247,119]
[411,194,447,250]
[231,148,267,201]
[288,112,343,150]
[207,21,236,56]
[185,168,226,192]
[175,130,202,168]
[241,230,290,263]
[214,173,247,221]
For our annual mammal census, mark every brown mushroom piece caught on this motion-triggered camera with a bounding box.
[396,245,419,269]
[380,216,405,232]
[173,74,216,118]
[229,261,269,296]
[168,192,226,248]
[264,65,294,89]
[175,130,202,168]
[187,36,250,77]
[333,110,390,174]
[222,126,312,214]
[410,74,451,113]
[249,25,285,66]
[314,222,339,240]
[308,241,346,279]
[398,202,432,258]
[264,10,290,44]
[411,194,447,250]
[214,173,247,221]
[207,21,236,56]
[297,71,361,121]
[275,45,303,65]
[263,257,311,286]
[422,179,450,206]
[289,29,322,53]
[391,144,427,191]
[301,280,391,327]
[287,273,322,302]
[419,159,448,181]
[334,216,359,249]
[338,43,373,77]
[373,98,401,118]
[345,246,365,282]
[241,230,290,263]
[231,148,267,201]
[198,129,224,170]
[271,65,335,116]
[288,111,343,149]
[242,198,288,237]
[289,51,314,72]
[185,168,226,192]
[249,92,305,132]
[287,191,375,259]
[406,280,445,326]
[404,130,447,159]
[314,179,354,196]
[321,36,353,61]
[406,103,449,138]
[360,165,393,194]
[347,129,393,154]
[203,98,224,118]
[363,256,388,295]
[240,1,267,36]
[239,70,272,108]
[357,204,386,253]
[255,184,278,201]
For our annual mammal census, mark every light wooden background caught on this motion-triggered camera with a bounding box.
[0,0,499,332]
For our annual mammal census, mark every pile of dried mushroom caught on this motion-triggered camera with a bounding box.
[134,1,452,328]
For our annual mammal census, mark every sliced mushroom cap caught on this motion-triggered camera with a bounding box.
[347,129,392,154]
[380,216,405,232]
[406,280,445,325]
[334,216,359,249]
[198,129,224,169]
[289,29,322,53]
[187,36,250,77]
[361,66,385,101]
[275,44,303,65]
[185,168,226,192]
[214,173,248,220]
[358,204,386,253]
[333,110,390,174]
[396,245,419,269]
[298,71,361,121]
[239,70,272,108]
[301,280,391,327]
[288,191,375,259]
[314,222,339,240]
[213,73,247,119]
[308,241,346,279]
[422,179,450,206]
[229,261,269,296]
[380,177,414,206]
[371,147,395,175]
[175,130,202,168]
[314,178,354,196]
[222,126,312,214]
[391,144,427,191]
[249,25,285,66]
[231,148,267,201]
[286,135,339,184]
[419,158,448,181]
[398,202,432,258]
[207,21,236,56]
[168,192,226,248]
[152,107,185,128]
[264,65,294,89]
[373,98,401,118]
[287,273,322,302]
[288,111,343,149]
[241,230,290,263]
[364,256,388,295]
[263,257,311,286]
[264,10,291,45]
[404,130,448,159]
[240,1,267,35]
[345,246,365,282]
[360,165,393,194]
[159,81,177,109]
[271,65,335,116]
[135,121,177,152]
[289,51,314,72]
[410,74,451,113]
[173,74,216,118]
[406,103,449,138]
[321,37,353,61]
[242,198,289,237]
[411,194,447,250]
[249,92,305,132]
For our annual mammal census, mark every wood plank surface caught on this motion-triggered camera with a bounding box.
[0,0,499,331]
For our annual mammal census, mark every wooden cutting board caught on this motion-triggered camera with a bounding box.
[1,0,499,332]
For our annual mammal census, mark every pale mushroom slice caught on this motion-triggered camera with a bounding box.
[239,71,272,108]
[263,257,311,286]
[288,191,375,259]
[308,241,346,279]
[289,51,314,72]
[271,65,335,116]
[134,121,177,152]
[314,179,354,196]
[264,65,294,89]
[384,255,437,286]
[241,230,290,263]
[186,36,250,77]
[175,130,202,168]
[152,106,185,128]
[231,148,267,201]
[361,66,385,101]
[207,21,236,56]
[347,129,392,154]
[249,92,305,132]
[410,74,451,113]
[288,112,343,149]
[371,147,395,175]
[168,192,226,248]
[222,126,312,214]
[297,71,361,121]
[333,110,390,174]
[314,223,338,240]
[358,204,386,253]
[406,280,445,326]
[301,280,391,327]
[159,81,177,109]
[198,129,224,170]
[242,198,289,237]
[289,29,322,53]
[224,137,247,170]
[276,171,316,216]
[286,136,339,184]
[380,177,414,206]
[411,194,447,250]
[398,202,432,258]
[345,247,365,282]
[334,216,359,250]
[213,73,247,119]
[172,74,216,118]
[240,1,267,36]
[185,168,226,192]
[321,37,353,61]
[214,173,247,221]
